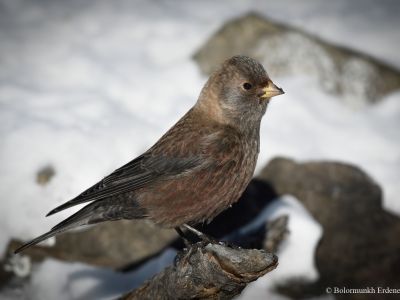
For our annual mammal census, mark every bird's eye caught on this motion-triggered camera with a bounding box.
[242,82,252,90]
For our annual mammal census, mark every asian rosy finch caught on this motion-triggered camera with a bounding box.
[15,55,284,253]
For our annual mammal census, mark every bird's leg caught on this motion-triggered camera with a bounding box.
[182,224,238,248]
[176,224,217,246]
[175,227,192,248]
[182,224,216,244]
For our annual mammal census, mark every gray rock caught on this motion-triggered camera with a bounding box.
[264,215,289,254]
[9,220,177,269]
[258,157,400,299]
[193,13,400,108]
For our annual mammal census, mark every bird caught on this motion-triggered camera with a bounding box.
[15,55,284,253]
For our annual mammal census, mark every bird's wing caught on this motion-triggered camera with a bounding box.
[14,122,235,254]
[45,108,220,217]
[46,151,204,216]
[16,149,207,253]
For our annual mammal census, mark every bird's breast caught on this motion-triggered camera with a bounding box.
[138,133,260,227]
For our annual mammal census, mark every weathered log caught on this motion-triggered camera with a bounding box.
[119,242,278,300]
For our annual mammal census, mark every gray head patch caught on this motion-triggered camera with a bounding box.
[227,55,268,83]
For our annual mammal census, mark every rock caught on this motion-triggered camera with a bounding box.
[264,215,289,253]
[3,254,31,278]
[258,157,400,299]
[0,253,31,296]
[36,165,55,186]
[193,13,400,108]
[0,259,14,289]
[9,220,177,269]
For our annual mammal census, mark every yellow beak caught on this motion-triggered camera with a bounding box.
[261,81,284,98]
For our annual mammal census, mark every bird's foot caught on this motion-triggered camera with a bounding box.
[175,224,219,246]
[216,240,241,249]
[176,225,239,249]
[175,227,192,248]
[182,224,218,244]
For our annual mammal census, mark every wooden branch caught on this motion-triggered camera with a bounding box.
[119,242,278,300]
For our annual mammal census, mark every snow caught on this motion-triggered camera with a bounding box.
[25,249,176,300]
[0,0,399,299]
[239,196,323,300]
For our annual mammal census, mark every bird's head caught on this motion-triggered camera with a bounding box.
[197,55,284,129]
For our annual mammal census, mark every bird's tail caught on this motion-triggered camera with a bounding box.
[14,198,147,254]
[14,219,85,254]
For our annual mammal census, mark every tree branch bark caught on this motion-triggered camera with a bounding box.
[119,242,278,300]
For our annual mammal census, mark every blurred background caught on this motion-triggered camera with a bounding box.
[1,0,400,299]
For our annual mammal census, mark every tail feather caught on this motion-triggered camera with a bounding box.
[51,203,95,231]
[14,221,83,254]
[15,198,147,254]
[15,202,106,254]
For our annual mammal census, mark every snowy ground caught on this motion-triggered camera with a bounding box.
[1,0,399,299]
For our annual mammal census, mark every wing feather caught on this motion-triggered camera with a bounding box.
[46,111,228,217]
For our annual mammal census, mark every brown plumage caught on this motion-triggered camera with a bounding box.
[15,55,284,253]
